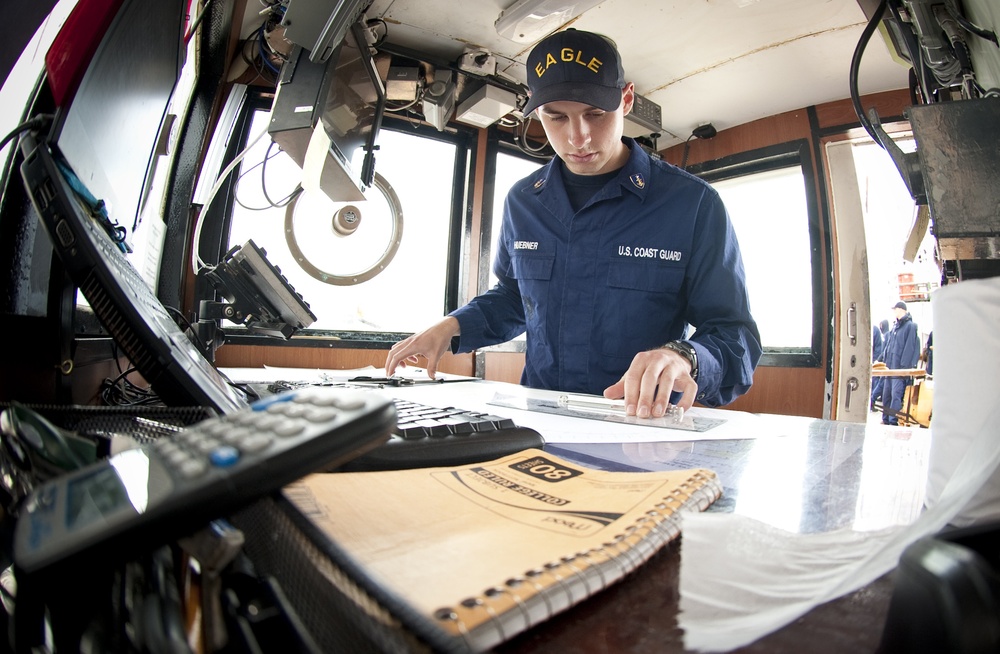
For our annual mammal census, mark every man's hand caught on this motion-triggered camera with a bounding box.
[603,347,698,417]
[385,317,460,380]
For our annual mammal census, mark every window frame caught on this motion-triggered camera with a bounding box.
[470,135,552,355]
[204,91,480,349]
[687,140,824,368]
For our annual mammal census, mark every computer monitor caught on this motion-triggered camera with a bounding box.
[46,0,186,239]
[268,20,386,203]
[18,0,248,414]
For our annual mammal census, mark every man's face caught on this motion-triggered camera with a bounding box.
[535,83,635,176]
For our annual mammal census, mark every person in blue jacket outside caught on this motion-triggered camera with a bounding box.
[872,322,885,362]
[869,318,889,410]
[882,301,921,425]
[385,29,761,418]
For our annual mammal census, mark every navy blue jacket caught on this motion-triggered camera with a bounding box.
[885,313,920,370]
[450,139,761,406]
[872,324,885,362]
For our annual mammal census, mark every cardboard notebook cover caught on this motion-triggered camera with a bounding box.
[281,449,721,652]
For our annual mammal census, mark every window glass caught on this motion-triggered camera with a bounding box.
[711,166,813,350]
[488,151,544,289]
[852,137,935,339]
[226,112,458,332]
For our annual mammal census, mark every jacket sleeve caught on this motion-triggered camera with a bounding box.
[683,187,763,407]
[902,324,921,369]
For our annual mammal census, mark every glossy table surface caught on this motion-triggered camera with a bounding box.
[496,414,930,653]
[229,373,930,652]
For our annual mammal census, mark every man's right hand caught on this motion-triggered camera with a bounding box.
[384,316,461,380]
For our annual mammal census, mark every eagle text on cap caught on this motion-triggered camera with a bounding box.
[534,48,603,79]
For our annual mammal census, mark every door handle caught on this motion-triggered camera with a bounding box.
[845,376,859,410]
[847,302,857,346]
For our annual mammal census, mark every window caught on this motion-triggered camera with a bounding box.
[691,141,821,366]
[224,111,465,335]
[712,167,813,350]
[488,150,545,289]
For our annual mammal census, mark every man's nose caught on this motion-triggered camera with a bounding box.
[568,118,590,148]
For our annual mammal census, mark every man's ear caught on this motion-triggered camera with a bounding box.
[622,82,636,116]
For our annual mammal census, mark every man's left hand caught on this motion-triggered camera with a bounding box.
[603,348,698,417]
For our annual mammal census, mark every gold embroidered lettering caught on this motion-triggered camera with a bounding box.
[542,50,604,74]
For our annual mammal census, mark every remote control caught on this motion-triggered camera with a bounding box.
[13,387,395,575]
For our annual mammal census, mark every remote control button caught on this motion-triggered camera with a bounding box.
[209,445,240,468]
[274,422,306,438]
[298,392,341,407]
[194,438,224,455]
[269,403,306,418]
[177,458,208,478]
[232,412,261,427]
[237,433,273,453]
[334,396,367,411]
[249,414,282,431]
[203,422,230,438]
[221,426,254,445]
[303,407,339,423]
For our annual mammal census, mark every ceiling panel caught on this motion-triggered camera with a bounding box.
[356,0,908,144]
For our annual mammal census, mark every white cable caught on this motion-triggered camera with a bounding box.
[190,126,269,273]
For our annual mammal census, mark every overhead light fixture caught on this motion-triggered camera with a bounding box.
[455,85,519,128]
[495,0,603,44]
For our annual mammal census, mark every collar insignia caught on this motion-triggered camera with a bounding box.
[630,173,645,189]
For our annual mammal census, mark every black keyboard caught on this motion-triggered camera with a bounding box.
[338,399,545,471]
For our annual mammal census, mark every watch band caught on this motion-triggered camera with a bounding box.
[662,340,698,382]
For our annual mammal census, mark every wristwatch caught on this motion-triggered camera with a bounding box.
[662,340,698,382]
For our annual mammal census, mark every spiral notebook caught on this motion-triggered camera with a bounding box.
[279,449,722,651]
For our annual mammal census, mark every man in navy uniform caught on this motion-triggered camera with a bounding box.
[386,29,760,418]
[882,301,921,425]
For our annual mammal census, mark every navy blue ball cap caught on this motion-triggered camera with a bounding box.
[523,29,626,116]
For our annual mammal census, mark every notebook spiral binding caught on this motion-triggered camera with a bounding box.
[432,470,722,649]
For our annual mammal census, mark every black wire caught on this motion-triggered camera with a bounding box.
[164,305,213,356]
[0,114,54,153]
[233,142,302,210]
[850,0,888,147]
[98,344,159,405]
[233,146,279,209]
[945,0,999,47]
[257,28,281,75]
[260,141,302,207]
[240,24,277,85]
[680,134,695,170]
[100,367,160,406]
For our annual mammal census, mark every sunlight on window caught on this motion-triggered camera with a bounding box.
[488,152,544,289]
[851,138,935,337]
[712,167,813,350]
[228,115,457,332]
